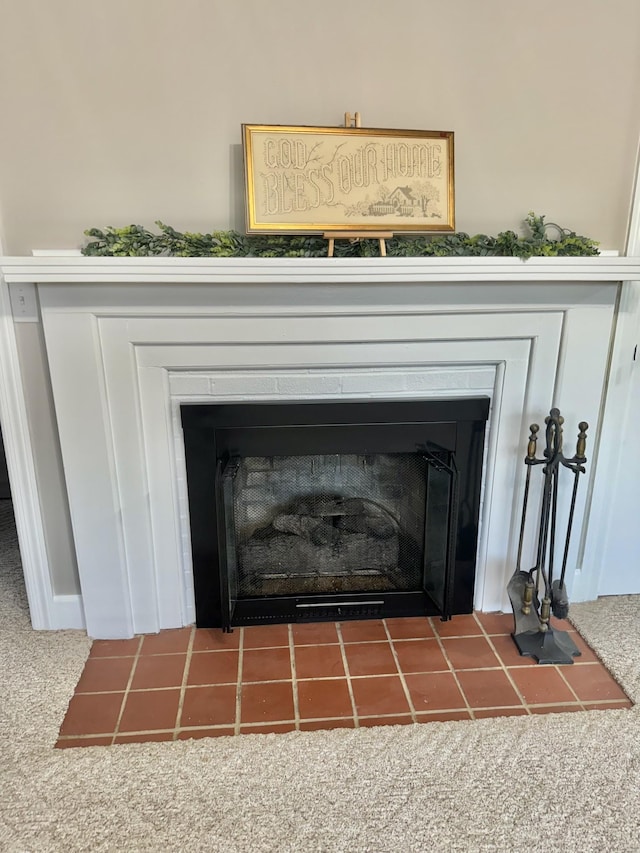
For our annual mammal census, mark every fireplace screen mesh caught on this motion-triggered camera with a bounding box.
[225,453,426,598]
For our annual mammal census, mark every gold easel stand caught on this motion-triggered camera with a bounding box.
[324,231,393,257]
[324,112,394,258]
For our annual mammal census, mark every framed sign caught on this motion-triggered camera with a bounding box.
[242,124,454,234]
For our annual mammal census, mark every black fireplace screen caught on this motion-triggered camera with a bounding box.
[223,453,428,597]
[182,399,488,630]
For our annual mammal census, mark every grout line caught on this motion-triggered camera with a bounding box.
[74,663,555,695]
[382,619,417,723]
[475,613,531,716]
[234,628,245,735]
[554,664,586,708]
[336,623,359,728]
[110,635,144,744]
[288,625,301,732]
[172,627,195,739]
[430,617,476,720]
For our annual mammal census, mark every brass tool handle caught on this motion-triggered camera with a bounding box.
[576,421,589,461]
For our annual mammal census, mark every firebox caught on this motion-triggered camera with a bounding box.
[181,398,489,630]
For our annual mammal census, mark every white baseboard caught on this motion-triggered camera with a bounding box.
[48,594,86,631]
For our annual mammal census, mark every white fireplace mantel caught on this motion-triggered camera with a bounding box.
[2,254,640,283]
[1,254,638,638]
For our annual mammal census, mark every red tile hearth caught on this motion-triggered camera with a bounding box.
[56,613,632,748]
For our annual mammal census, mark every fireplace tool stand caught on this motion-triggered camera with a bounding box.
[507,408,589,664]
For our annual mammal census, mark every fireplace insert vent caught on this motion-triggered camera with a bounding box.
[181,398,489,630]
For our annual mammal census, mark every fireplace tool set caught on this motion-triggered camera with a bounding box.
[507,408,589,664]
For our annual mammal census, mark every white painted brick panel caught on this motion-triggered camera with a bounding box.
[466,369,498,389]
[276,375,342,396]
[340,372,407,394]
[210,375,279,396]
[169,374,211,396]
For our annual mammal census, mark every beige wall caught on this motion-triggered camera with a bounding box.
[1,0,640,252]
[1,0,640,595]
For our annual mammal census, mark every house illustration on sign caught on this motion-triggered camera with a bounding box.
[369,186,427,217]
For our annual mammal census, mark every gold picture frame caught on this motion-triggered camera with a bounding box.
[242,124,455,234]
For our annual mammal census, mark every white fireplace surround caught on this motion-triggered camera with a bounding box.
[2,255,640,638]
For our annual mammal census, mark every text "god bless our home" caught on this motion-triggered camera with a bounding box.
[259,138,444,215]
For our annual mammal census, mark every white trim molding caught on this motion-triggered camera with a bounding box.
[0,274,56,628]
[50,594,85,630]
[585,147,640,597]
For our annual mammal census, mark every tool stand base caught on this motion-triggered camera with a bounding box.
[512,627,581,665]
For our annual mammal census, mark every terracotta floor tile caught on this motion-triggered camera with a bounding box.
[188,651,239,686]
[181,685,237,727]
[292,622,340,645]
[456,669,522,709]
[55,736,113,749]
[508,666,576,705]
[490,635,539,667]
[114,732,175,744]
[140,628,192,655]
[131,654,186,690]
[475,612,514,635]
[295,644,345,679]
[404,672,466,713]
[240,723,297,735]
[59,692,124,736]
[64,614,605,746]
[550,616,575,632]
[561,663,630,702]
[192,628,240,652]
[118,689,180,732]
[297,678,353,720]
[583,701,633,711]
[75,657,134,693]
[243,624,290,649]
[441,636,500,670]
[351,675,411,717]
[392,638,448,674]
[384,617,434,640]
[177,727,234,740]
[415,710,473,723]
[567,632,601,663]
[299,719,356,732]
[241,681,294,724]
[340,620,388,643]
[529,704,584,715]
[358,715,413,727]
[90,638,141,658]
[344,641,397,676]
[433,614,482,638]
[473,708,529,719]
[242,647,292,682]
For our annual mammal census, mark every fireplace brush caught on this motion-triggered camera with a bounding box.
[507,408,589,664]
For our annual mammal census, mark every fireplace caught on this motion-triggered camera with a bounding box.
[182,398,489,630]
[6,258,617,639]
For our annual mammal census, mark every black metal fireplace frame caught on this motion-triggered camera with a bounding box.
[181,398,489,629]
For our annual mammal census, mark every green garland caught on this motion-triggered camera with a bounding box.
[82,212,599,260]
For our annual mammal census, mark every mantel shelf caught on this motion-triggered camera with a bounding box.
[1,254,640,284]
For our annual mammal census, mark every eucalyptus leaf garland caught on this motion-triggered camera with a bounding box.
[82,212,599,260]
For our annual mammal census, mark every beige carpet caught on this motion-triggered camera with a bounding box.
[1,500,639,853]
